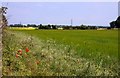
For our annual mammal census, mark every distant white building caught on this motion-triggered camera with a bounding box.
[97,28,107,30]
[57,27,63,30]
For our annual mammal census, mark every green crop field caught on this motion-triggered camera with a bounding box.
[12,29,118,59]
[2,28,119,76]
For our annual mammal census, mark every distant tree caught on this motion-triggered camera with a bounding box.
[75,26,81,29]
[32,24,37,27]
[115,16,120,28]
[14,24,23,27]
[110,21,116,28]
[27,24,30,27]
[72,26,76,29]
[80,24,87,30]
[91,26,97,29]
[27,24,36,27]
[9,24,14,27]
[109,16,120,28]
[52,25,56,29]
[38,24,43,29]
[63,26,70,30]
[115,21,120,28]
[48,24,51,29]
[88,26,91,29]
[107,27,111,29]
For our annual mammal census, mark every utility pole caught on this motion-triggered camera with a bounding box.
[20,21,23,27]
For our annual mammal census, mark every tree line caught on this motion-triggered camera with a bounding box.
[9,24,109,30]
[9,16,120,30]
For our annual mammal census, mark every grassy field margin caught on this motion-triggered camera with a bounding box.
[2,29,119,76]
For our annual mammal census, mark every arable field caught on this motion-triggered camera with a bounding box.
[2,28,119,76]
[13,29,118,61]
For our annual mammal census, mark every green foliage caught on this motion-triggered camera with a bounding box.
[110,21,116,28]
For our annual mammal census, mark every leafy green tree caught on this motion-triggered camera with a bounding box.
[115,16,120,28]
[38,24,43,29]
[52,25,56,29]
[48,24,51,29]
[80,24,87,30]
[110,21,116,28]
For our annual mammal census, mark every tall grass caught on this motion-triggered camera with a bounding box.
[2,29,119,76]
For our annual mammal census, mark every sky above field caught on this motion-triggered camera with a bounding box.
[2,2,118,26]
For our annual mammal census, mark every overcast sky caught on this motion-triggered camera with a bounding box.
[2,2,118,26]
